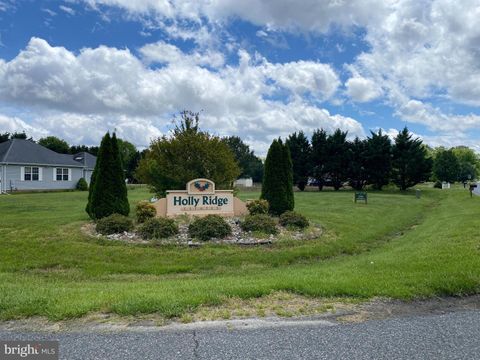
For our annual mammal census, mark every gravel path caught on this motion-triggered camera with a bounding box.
[1,310,479,359]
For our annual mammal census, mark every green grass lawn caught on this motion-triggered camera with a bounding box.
[0,185,479,320]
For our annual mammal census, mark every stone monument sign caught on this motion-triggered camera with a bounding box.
[153,178,248,217]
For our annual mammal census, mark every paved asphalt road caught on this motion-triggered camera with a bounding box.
[1,310,479,359]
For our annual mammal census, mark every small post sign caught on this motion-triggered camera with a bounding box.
[354,191,367,204]
[469,183,477,197]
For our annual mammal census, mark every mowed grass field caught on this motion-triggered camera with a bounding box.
[0,185,479,320]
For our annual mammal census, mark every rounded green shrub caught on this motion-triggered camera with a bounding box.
[188,215,232,241]
[135,201,157,223]
[246,199,269,215]
[76,178,88,191]
[96,213,133,235]
[138,217,178,239]
[433,180,442,189]
[279,211,309,229]
[240,214,278,234]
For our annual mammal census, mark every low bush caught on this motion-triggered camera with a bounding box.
[96,214,133,235]
[76,178,88,191]
[246,199,269,215]
[433,180,442,189]
[135,201,157,223]
[240,214,278,234]
[138,217,178,239]
[188,215,232,241]
[279,211,309,229]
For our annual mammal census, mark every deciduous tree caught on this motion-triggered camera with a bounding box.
[433,149,459,183]
[222,136,264,183]
[136,111,240,196]
[38,136,70,154]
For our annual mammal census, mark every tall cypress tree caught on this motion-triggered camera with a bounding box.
[111,133,130,216]
[282,140,295,211]
[86,133,108,218]
[286,131,312,191]
[311,129,328,190]
[324,129,349,191]
[365,129,392,190]
[86,132,130,219]
[347,137,368,190]
[392,127,432,190]
[261,139,294,215]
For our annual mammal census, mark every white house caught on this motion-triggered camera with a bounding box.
[234,177,254,187]
[0,139,96,193]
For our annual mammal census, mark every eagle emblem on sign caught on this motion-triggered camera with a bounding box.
[194,181,210,192]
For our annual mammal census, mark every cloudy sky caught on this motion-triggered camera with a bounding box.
[0,0,479,154]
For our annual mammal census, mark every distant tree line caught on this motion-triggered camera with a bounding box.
[431,146,479,184]
[286,127,433,191]
[222,136,263,183]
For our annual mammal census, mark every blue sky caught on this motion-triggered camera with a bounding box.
[0,0,479,154]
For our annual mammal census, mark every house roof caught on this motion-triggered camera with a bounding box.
[0,139,96,168]
[72,152,97,170]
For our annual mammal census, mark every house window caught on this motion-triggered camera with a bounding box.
[56,168,69,181]
[25,167,39,181]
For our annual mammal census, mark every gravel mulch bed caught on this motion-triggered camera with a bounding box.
[82,217,323,246]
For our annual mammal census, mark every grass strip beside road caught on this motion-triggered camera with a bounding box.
[0,187,479,320]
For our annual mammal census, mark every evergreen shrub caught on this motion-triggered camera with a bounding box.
[240,214,278,235]
[135,201,157,223]
[246,199,269,215]
[76,178,88,191]
[188,215,232,241]
[138,218,178,239]
[96,214,133,235]
[279,211,309,229]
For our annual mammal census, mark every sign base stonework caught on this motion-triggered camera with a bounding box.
[152,178,248,217]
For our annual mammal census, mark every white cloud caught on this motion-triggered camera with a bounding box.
[264,61,340,101]
[0,37,359,154]
[345,77,382,103]
[34,113,162,147]
[81,0,392,33]
[139,41,225,68]
[81,0,480,131]
[0,114,46,138]
[0,38,340,115]
[348,0,480,131]
[59,5,76,15]
[396,99,480,132]
[42,8,57,17]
